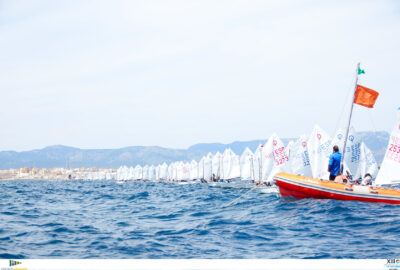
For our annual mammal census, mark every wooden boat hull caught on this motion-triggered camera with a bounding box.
[274,172,400,204]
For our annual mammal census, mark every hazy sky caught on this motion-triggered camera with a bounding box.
[1,0,399,151]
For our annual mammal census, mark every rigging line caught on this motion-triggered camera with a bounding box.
[334,73,357,134]
[223,185,258,208]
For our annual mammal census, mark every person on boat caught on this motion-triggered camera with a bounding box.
[337,170,352,184]
[362,173,373,185]
[328,145,342,181]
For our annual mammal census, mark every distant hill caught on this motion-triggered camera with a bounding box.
[0,132,389,169]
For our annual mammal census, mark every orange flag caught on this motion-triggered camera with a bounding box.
[354,84,379,108]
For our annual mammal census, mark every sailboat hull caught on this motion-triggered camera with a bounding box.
[274,172,400,204]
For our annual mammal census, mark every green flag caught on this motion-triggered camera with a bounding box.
[358,66,365,75]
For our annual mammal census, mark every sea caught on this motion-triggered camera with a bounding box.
[1,179,400,259]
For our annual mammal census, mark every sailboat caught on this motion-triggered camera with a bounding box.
[274,63,400,204]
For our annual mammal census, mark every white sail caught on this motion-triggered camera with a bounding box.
[228,154,241,179]
[148,165,156,181]
[176,162,183,180]
[167,163,174,180]
[204,152,213,180]
[307,125,332,179]
[252,145,262,182]
[240,147,254,180]
[116,166,123,180]
[118,165,128,180]
[286,135,312,176]
[190,160,198,180]
[142,165,149,180]
[198,157,205,179]
[177,162,190,180]
[221,148,240,180]
[222,149,233,179]
[184,162,191,180]
[159,162,168,180]
[376,108,400,185]
[262,133,289,182]
[212,152,222,178]
[128,167,135,180]
[134,165,142,180]
[357,142,378,180]
[154,165,160,180]
[285,140,295,159]
[172,162,178,180]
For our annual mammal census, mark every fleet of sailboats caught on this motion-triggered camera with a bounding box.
[83,64,400,203]
[110,125,379,187]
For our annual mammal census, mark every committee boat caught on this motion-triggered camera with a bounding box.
[274,172,400,204]
[274,63,400,204]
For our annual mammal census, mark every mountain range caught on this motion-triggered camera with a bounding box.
[0,131,389,170]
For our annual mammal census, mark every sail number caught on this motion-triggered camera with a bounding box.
[351,143,361,163]
[389,143,400,154]
[387,137,400,163]
[302,150,310,166]
[274,147,289,166]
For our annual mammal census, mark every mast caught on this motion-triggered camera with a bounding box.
[221,155,224,180]
[259,145,263,182]
[340,62,360,174]
[250,155,254,180]
[202,158,205,180]
[210,156,213,181]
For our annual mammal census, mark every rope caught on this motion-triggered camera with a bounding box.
[334,73,356,134]
[223,185,258,208]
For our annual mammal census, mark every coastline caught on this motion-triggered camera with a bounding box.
[0,167,116,181]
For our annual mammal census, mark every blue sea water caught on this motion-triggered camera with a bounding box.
[1,180,400,259]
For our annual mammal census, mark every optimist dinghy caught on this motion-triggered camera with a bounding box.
[275,63,400,204]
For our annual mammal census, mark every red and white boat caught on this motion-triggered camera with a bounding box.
[274,172,400,204]
[274,63,400,204]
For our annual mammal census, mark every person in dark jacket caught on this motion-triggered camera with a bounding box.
[328,145,342,181]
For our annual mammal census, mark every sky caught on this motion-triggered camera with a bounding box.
[1,0,400,151]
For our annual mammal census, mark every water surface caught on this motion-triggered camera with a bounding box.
[1,180,399,258]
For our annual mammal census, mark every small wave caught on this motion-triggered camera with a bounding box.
[39,222,63,227]
[190,211,211,217]
[155,229,193,236]
[116,221,130,227]
[195,229,209,236]
[136,191,149,198]
[233,231,251,240]
[20,214,40,219]
[53,227,75,233]
[1,211,16,216]
[94,194,115,200]
[94,244,109,251]
[153,213,181,220]
[0,253,25,259]
[79,225,98,234]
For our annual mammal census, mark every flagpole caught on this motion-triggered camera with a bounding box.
[340,62,360,174]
